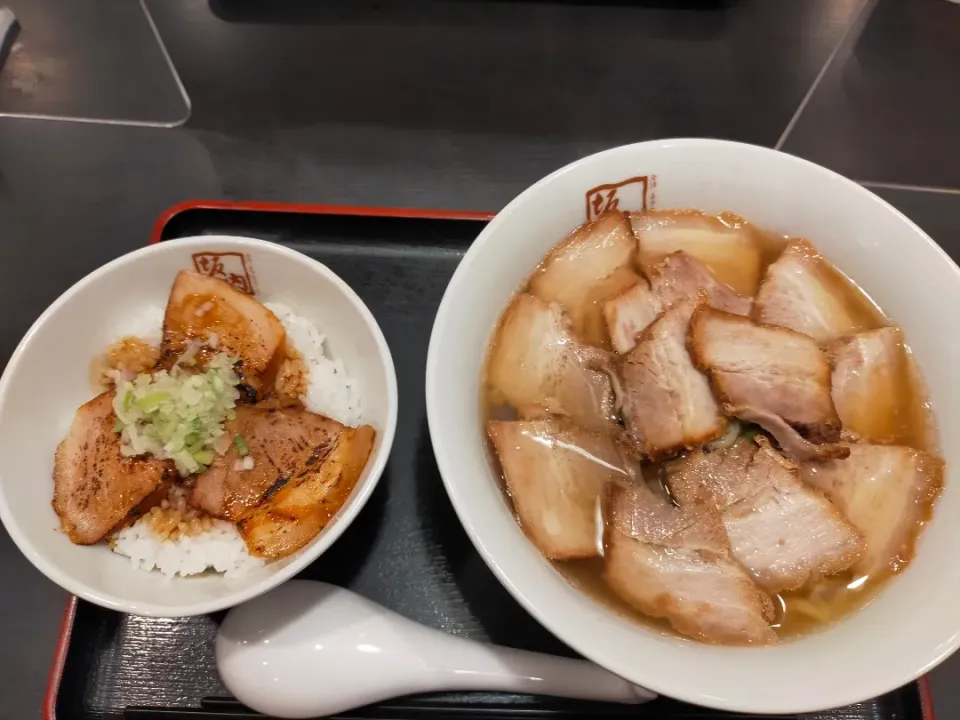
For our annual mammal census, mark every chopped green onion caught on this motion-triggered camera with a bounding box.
[135,391,171,412]
[234,434,249,457]
[112,352,241,475]
[742,424,762,441]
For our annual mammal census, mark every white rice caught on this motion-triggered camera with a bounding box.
[112,520,264,579]
[111,303,361,578]
[265,302,363,426]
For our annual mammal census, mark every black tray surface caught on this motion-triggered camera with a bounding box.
[53,206,930,720]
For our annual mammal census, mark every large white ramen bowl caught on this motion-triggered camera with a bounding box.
[426,139,960,713]
[0,236,397,617]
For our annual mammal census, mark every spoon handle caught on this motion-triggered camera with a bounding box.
[425,633,655,704]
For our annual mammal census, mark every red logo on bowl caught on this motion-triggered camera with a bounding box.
[585,176,652,221]
[191,252,256,295]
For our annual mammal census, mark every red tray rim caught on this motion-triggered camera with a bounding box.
[147,199,496,245]
[44,198,936,720]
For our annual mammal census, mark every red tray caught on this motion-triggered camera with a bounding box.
[45,199,936,720]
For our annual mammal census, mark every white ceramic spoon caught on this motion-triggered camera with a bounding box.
[217,579,655,718]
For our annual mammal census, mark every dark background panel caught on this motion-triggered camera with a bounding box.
[0,524,68,720]
[782,0,960,188]
[0,121,220,363]
[146,0,864,146]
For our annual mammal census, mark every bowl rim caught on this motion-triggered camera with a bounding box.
[0,235,398,617]
[425,138,959,713]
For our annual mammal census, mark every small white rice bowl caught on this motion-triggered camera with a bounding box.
[0,236,396,617]
[111,303,362,579]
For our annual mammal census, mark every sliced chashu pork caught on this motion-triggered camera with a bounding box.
[238,421,375,559]
[801,444,944,576]
[161,271,286,399]
[630,210,764,296]
[689,307,842,446]
[617,301,724,459]
[528,212,641,346]
[53,392,175,544]
[831,327,921,446]
[603,282,661,356]
[190,405,364,520]
[666,438,863,593]
[605,481,776,645]
[723,405,848,462]
[487,293,614,431]
[652,251,752,315]
[604,251,751,353]
[753,239,877,343]
[488,418,629,559]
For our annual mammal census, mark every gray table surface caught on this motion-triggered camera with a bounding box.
[2,0,960,717]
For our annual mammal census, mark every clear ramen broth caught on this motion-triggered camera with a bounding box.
[482,208,942,644]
